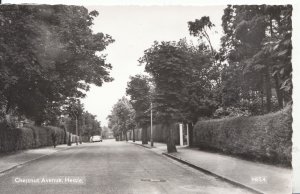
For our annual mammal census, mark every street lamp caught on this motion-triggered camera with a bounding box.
[144,102,154,147]
[150,102,153,147]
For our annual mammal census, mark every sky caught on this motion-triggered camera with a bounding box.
[82,5,225,126]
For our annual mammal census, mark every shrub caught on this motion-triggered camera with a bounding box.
[0,121,19,152]
[193,105,292,166]
[0,122,72,153]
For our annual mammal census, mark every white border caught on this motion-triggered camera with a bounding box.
[1,0,300,192]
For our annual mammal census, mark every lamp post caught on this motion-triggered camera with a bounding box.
[143,102,154,147]
[150,102,153,147]
[75,115,78,145]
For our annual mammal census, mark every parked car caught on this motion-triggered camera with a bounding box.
[90,135,102,142]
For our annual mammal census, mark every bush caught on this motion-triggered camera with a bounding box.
[0,121,19,152]
[0,122,72,153]
[193,105,292,166]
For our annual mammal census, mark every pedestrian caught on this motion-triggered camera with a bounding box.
[51,131,58,148]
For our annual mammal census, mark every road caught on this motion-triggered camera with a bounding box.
[0,139,254,194]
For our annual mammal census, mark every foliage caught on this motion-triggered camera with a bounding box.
[62,99,101,137]
[126,75,151,127]
[220,5,292,114]
[140,40,221,152]
[107,97,136,138]
[213,106,251,118]
[80,111,102,137]
[140,40,219,124]
[194,105,292,166]
[0,121,68,153]
[101,126,113,139]
[188,16,216,56]
[0,5,114,124]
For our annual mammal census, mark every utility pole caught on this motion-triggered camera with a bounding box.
[150,102,153,147]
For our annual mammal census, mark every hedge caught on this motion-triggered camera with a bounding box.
[0,122,77,153]
[193,106,292,166]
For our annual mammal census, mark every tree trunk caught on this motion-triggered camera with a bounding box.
[188,123,194,147]
[273,74,283,109]
[35,119,43,126]
[68,132,72,146]
[166,122,177,153]
[265,18,274,112]
[125,131,128,142]
[64,128,67,144]
[5,101,11,114]
[133,129,135,142]
[260,73,264,113]
[142,126,148,144]
[265,67,272,113]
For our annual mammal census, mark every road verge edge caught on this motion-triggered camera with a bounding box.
[162,152,264,194]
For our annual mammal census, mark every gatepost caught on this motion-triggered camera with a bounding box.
[179,123,183,146]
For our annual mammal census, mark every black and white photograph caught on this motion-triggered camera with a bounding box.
[0,0,299,194]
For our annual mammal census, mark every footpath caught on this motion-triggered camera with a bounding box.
[129,140,292,194]
[0,144,76,174]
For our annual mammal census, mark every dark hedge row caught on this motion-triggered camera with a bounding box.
[0,122,77,153]
[193,106,292,166]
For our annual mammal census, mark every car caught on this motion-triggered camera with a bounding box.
[91,135,102,142]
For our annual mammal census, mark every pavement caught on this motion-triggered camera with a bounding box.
[129,140,292,194]
[0,139,255,194]
[0,143,77,174]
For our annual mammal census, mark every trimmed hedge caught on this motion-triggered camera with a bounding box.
[0,122,77,153]
[193,106,292,166]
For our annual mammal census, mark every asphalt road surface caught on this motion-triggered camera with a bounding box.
[0,140,254,194]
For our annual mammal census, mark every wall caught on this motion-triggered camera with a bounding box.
[128,123,180,145]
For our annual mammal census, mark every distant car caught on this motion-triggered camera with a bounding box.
[91,135,102,142]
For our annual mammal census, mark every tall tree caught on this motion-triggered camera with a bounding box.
[140,40,220,151]
[220,5,292,114]
[126,75,151,144]
[0,5,114,124]
[140,41,191,152]
[107,97,135,141]
[80,111,102,138]
[188,16,216,58]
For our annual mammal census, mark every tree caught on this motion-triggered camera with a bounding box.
[126,75,151,144]
[101,126,112,139]
[107,97,135,141]
[140,41,192,152]
[188,16,216,57]
[62,99,101,144]
[64,99,84,144]
[81,112,102,138]
[0,5,114,124]
[140,39,221,151]
[188,18,222,121]
[178,40,220,122]
[220,5,292,114]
